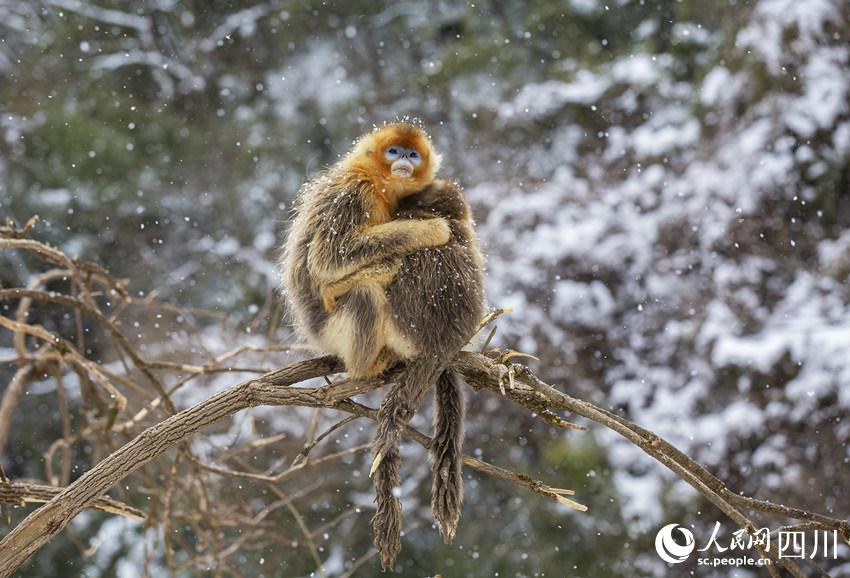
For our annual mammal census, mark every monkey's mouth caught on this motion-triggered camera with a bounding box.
[391,159,414,178]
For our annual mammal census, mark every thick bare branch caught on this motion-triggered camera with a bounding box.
[0,356,343,575]
[0,350,845,576]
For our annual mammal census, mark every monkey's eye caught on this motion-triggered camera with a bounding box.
[408,149,422,166]
[385,147,401,161]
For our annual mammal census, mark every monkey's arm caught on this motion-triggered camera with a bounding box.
[353,218,450,260]
[308,217,450,283]
[398,179,470,222]
[320,259,401,313]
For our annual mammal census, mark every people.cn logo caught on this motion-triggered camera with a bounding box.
[655,523,696,564]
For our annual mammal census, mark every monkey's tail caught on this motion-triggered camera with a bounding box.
[370,358,442,570]
[430,369,465,543]
[370,401,402,570]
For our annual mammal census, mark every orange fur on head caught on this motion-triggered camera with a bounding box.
[342,122,442,211]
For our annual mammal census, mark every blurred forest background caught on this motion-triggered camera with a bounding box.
[1,0,849,576]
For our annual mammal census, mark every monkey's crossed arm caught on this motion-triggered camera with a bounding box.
[306,186,451,288]
[318,185,467,313]
[320,258,401,313]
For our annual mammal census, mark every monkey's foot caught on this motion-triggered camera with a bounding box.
[367,348,395,376]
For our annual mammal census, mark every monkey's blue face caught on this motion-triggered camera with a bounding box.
[384,145,422,178]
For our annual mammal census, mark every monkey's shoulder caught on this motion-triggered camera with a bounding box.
[398,179,470,221]
[297,172,376,226]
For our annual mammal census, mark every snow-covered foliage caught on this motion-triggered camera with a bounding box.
[477,0,850,499]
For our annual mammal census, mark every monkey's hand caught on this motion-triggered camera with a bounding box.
[413,217,451,248]
[321,289,336,313]
[321,285,342,313]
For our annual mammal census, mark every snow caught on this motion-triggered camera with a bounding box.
[266,41,360,120]
[785,49,850,137]
[470,0,850,536]
[499,73,610,120]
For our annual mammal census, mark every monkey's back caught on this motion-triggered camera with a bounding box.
[280,178,325,346]
[388,180,486,358]
[280,169,360,346]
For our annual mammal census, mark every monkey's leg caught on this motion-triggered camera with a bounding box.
[320,284,386,379]
[320,281,349,314]
[370,359,444,569]
[430,369,465,543]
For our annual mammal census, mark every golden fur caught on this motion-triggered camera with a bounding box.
[341,122,442,217]
[280,122,446,379]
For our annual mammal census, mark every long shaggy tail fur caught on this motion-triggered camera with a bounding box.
[370,399,403,570]
[370,359,443,570]
[430,369,465,543]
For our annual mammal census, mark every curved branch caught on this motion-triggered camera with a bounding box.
[0,366,34,456]
[0,351,846,577]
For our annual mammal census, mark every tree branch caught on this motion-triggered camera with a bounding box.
[0,350,846,576]
[0,479,143,521]
[0,366,33,456]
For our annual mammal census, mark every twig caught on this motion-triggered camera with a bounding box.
[339,521,425,577]
[474,306,513,336]
[0,480,143,521]
[290,415,360,467]
[335,399,587,511]
[186,444,371,483]
[0,365,34,456]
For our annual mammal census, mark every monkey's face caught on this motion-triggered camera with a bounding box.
[346,123,442,198]
[370,125,437,189]
[383,145,421,178]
